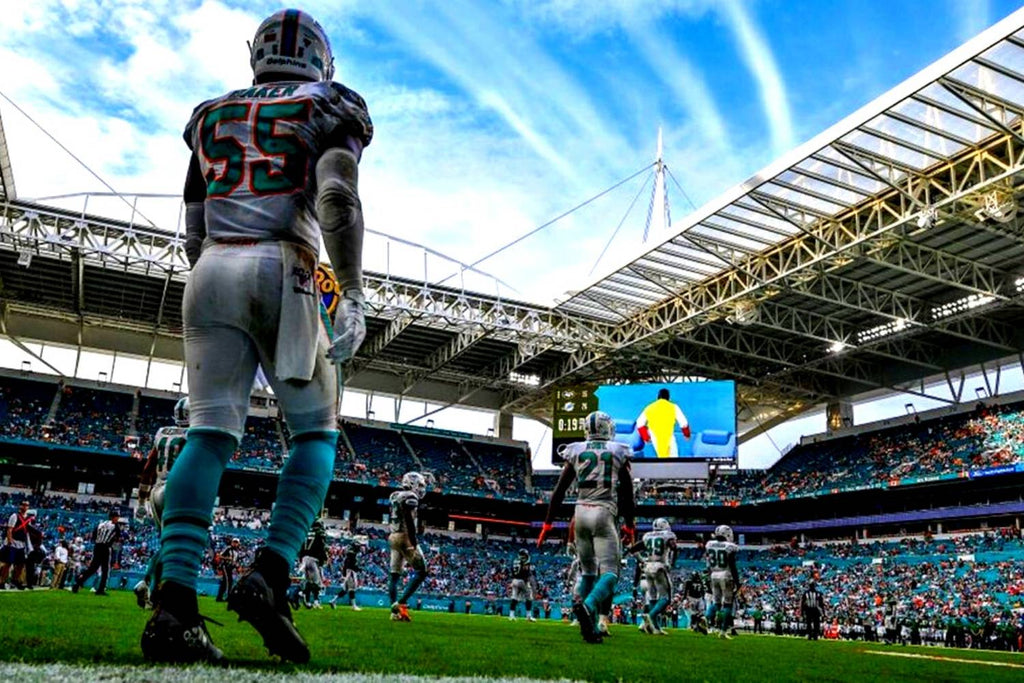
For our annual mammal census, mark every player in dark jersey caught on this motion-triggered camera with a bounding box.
[684,571,709,634]
[330,540,363,610]
[141,9,372,665]
[509,548,537,621]
[299,519,329,608]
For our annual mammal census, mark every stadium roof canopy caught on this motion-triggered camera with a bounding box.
[6,10,1024,435]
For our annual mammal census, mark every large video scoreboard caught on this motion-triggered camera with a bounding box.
[550,380,736,476]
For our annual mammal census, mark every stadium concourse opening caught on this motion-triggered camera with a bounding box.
[5,3,1024,680]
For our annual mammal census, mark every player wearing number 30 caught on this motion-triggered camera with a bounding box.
[539,411,635,644]
[705,524,741,639]
[141,9,372,666]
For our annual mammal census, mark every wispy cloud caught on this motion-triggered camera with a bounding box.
[719,0,795,155]
[949,0,992,43]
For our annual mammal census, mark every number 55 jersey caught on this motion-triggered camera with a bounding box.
[183,80,373,253]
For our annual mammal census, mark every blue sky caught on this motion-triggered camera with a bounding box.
[1,0,1023,468]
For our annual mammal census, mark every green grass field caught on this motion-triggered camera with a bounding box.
[1,590,1022,682]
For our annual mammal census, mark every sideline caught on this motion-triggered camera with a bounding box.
[863,650,1024,669]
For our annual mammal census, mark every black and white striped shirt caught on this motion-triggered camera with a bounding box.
[94,520,120,546]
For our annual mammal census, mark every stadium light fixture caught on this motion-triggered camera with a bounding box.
[828,340,850,354]
[509,371,540,386]
[930,293,996,320]
[857,318,911,344]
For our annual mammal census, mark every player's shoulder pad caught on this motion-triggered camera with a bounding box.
[328,81,368,111]
[182,97,219,149]
[322,80,373,148]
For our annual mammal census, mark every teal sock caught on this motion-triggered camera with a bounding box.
[578,575,597,602]
[723,605,734,629]
[651,597,669,620]
[388,573,400,603]
[706,602,719,625]
[265,431,338,565]
[584,573,618,614]
[159,430,237,590]
[399,570,426,604]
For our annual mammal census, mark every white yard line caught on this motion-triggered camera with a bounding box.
[863,650,1024,669]
[0,663,579,683]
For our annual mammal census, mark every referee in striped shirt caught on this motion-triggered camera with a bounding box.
[72,510,122,596]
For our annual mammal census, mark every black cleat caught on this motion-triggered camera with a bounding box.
[572,602,603,644]
[229,568,310,663]
[141,607,224,664]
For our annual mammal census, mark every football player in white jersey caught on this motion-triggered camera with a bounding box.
[704,524,741,639]
[141,9,372,666]
[133,397,189,609]
[509,548,537,621]
[388,472,429,622]
[539,411,635,644]
[636,517,677,635]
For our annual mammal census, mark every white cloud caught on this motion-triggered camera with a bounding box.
[719,0,795,154]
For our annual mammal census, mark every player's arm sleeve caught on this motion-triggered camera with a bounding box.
[182,152,207,268]
[675,405,691,438]
[403,502,418,547]
[616,461,635,527]
[315,147,364,294]
[543,463,576,525]
[625,540,645,555]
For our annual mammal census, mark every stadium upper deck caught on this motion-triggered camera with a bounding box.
[4,11,1024,435]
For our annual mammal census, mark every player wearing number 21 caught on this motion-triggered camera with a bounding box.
[140,9,372,665]
[538,411,635,644]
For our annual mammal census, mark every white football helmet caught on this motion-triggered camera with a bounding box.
[401,471,427,497]
[583,411,615,441]
[173,397,190,427]
[250,9,334,84]
[653,517,671,532]
[714,524,734,543]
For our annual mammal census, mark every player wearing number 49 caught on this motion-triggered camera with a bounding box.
[539,411,635,644]
[140,8,373,666]
[629,517,677,636]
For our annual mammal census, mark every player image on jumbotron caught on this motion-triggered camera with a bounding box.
[595,381,737,461]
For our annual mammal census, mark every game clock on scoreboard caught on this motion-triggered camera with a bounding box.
[551,385,597,463]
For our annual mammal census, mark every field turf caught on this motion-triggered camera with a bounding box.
[1,590,1022,681]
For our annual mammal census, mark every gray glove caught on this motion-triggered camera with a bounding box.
[327,289,366,364]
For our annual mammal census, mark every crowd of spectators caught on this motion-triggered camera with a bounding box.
[603,402,1024,507]
[0,377,534,501]
[47,385,133,451]
[0,377,57,441]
